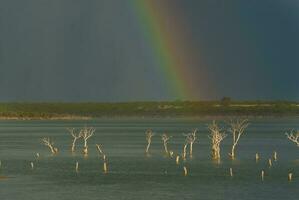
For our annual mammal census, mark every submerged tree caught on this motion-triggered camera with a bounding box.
[96,144,106,161]
[145,129,155,154]
[182,141,188,160]
[41,138,58,154]
[161,133,171,155]
[81,127,95,155]
[227,119,249,159]
[67,128,82,153]
[285,130,299,146]
[208,121,227,160]
[183,129,198,158]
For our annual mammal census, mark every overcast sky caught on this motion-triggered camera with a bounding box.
[0,0,298,102]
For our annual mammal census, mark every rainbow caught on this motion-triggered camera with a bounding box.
[131,0,200,100]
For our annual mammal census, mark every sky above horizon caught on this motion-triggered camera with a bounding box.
[0,0,299,102]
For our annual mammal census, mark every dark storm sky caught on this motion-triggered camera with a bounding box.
[0,0,298,102]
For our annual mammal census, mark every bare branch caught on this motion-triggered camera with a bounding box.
[145,129,155,154]
[41,137,58,154]
[161,133,171,155]
[80,126,95,155]
[227,118,249,159]
[285,130,299,146]
[208,121,226,160]
[67,128,82,152]
[183,129,198,158]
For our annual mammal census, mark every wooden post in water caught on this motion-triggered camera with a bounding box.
[183,166,188,176]
[230,168,233,177]
[288,173,293,182]
[169,151,174,158]
[103,162,108,174]
[176,155,180,165]
[255,153,259,163]
[268,159,272,168]
[261,170,265,181]
[75,161,79,173]
[273,151,277,161]
[36,153,40,160]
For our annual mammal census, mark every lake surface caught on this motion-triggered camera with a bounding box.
[0,118,298,200]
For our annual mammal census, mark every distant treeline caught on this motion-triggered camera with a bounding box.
[0,101,298,119]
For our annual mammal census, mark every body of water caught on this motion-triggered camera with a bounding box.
[0,118,298,200]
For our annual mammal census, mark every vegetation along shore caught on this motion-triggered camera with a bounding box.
[0,99,299,120]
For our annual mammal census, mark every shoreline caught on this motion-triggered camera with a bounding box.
[1,114,299,121]
[1,101,299,120]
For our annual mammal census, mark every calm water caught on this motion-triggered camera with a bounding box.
[0,118,298,200]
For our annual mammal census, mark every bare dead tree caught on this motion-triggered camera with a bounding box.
[41,138,58,154]
[161,133,171,155]
[96,144,104,155]
[227,119,249,159]
[208,121,227,160]
[96,144,106,161]
[285,130,299,147]
[183,129,198,158]
[67,128,82,153]
[81,127,95,155]
[95,144,108,173]
[145,129,155,154]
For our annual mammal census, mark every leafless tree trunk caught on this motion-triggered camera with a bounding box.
[41,138,58,154]
[227,119,249,159]
[183,129,198,158]
[145,129,154,154]
[96,144,106,161]
[161,133,171,155]
[182,143,188,160]
[285,130,299,146]
[95,144,108,173]
[103,162,108,174]
[67,128,82,153]
[81,127,95,155]
[208,121,226,160]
